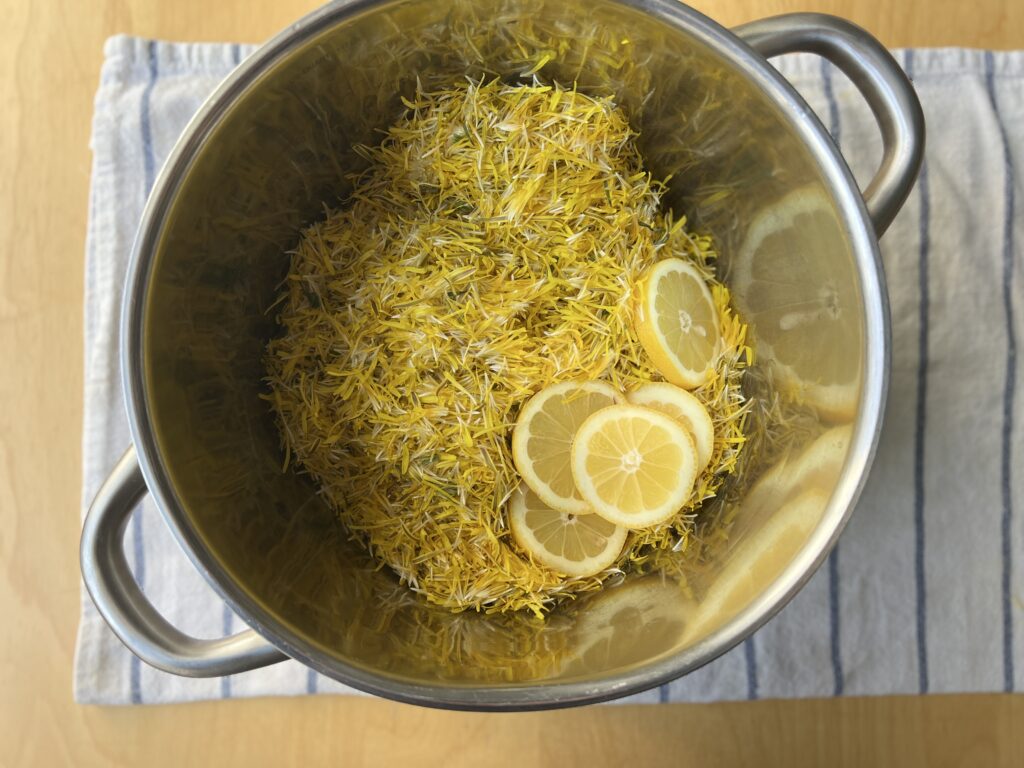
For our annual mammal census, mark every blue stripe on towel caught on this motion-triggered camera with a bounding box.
[744,637,759,699]
[221,604,233,698]
[905,49,931,695]
[129,39,159,706]
[140,41,158,195]
[984,50,1018,694]
[307,667,319,695]
[820,56,845,698]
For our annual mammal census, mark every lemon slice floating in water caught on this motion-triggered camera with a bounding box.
[742,425,852,520]
[733,187,860,421]
[635,258,721,389]
[561,577,693,677]
[508,484,627,577]
[570,404,698,529]
[686,489,829,639]
[512,381,622,514]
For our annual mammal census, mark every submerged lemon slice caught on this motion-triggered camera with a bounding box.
[742,425,852,520]
[687,489,829,640]
[570,404,698,529]
[508,484,627,577]
[733,187,860,421]
[626,382,715,471]
[561,576,694,677]
[512,381,622,514]
[635,258,721,389]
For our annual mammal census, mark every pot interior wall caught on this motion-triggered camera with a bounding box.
[142,0,860,688]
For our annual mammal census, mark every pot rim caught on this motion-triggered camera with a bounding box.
[120,0,890,710]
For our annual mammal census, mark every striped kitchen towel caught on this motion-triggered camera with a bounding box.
[75,35,1024,705]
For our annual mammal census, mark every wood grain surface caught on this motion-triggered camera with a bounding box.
[1,1,1022,766]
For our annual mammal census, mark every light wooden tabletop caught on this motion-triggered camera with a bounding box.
[2,1,1022,766]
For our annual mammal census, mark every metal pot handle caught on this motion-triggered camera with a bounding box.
[735,13,925,236]
[80,446,288,677]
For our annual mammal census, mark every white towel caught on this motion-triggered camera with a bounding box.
[75,35,1024,705]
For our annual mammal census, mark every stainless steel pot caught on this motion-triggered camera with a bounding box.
[81,0,923,710]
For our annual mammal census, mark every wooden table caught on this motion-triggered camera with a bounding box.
[2,1,1022,765]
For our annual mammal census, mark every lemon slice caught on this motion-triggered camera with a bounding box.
[733,187,860,421]
[634,258,721,389]
[687,489,829,640]
[742,425,851,520]
[570,404,698,529]
[508,484,627,577]
[561,577,693,677]
[626,382,715,470]
[785,425,851,494]
[512,380,622,513]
